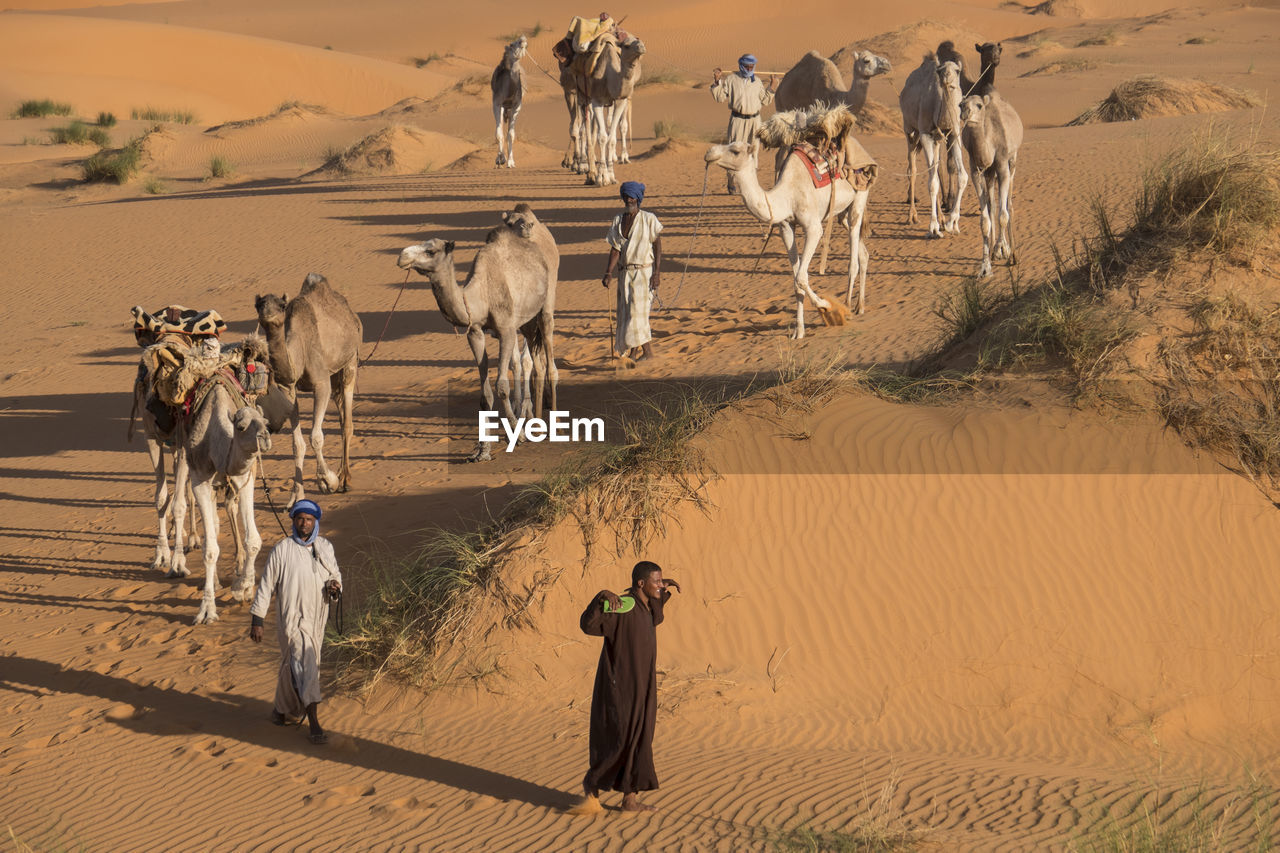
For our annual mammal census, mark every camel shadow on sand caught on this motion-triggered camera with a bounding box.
[0,655,574,811]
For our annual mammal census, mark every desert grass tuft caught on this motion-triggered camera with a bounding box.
[638,67,688,87]
[1077,26,1120,47]
[414,53,442,68]
[49,121,110,147]
[80,137,143,183]
[332,382,742,691]
[769,769,922,851]
[12,99,72,118]
[130,106,197,125]
[652,118,690,139]
[143,177,167,194]
[1068,76,1260,125]
[207,155,232,179]
[95,111,117,127]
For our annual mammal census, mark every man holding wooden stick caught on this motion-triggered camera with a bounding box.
[710,53,776,193]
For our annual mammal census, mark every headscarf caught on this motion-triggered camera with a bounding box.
[738,53,757,81]
[289,499,321,546]
[620,181,645,203]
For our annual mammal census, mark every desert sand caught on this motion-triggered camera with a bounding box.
[2,0,1279,849]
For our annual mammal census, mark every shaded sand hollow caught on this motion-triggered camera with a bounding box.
[1,0,1278,849]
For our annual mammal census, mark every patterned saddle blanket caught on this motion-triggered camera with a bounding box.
[790,143,837,189]
[132,304,226,346]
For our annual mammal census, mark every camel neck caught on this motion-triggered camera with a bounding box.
[429,262,473,328]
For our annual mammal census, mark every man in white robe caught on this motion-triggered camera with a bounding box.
[601,181,663,362]
[249,498,342,744]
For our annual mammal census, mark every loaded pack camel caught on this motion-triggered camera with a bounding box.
[960,93,1023,277]
[559,33,644,185]
[899,54,968,237]
[491,35,527,168]
[705,133,872,338]
[255,274,362,505]
[170,374,273,625]
[397,208,557,461]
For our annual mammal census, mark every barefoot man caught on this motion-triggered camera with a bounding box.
[249,499,342,745]
[573,560,681,813]
[602,181,662,363]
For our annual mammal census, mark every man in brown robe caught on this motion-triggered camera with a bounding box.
[573,560,681,813]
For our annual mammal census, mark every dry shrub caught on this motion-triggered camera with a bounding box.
[856,99,901,135]
[1020,58,1096,77]
[1068,75,1260,125]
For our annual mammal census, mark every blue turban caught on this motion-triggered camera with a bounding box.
[738,54,757,81]
[289,499,321,546]
[620,181,645,202]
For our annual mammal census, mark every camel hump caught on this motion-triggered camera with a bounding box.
[301,272,328,294]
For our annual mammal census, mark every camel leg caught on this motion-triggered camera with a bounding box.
[184,469,203,552]
[905,137,919,225]
[973,170,994,278]
[169,447,192,579]
[285,394,305,506]
[606,101,626,179]
[493,328,520,425]
[617,100,632,164]
[493,102,507,166]
[944,137,968,234]
[505,104,520,169]
[229,471,261,602]
[336,367,355,493]
[791,220,834,340]
[585,104,600,184]
[845,192,869,315]
[997,161,1017,264]
[922,134,943,237]
[192,478,221,625]
[466,328,494,462]
[540,307,558,415]
[310,383,340,494]
[148,433,171,572]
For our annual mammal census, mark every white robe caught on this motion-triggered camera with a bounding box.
[607,209,663,353]
[250,537,342,715]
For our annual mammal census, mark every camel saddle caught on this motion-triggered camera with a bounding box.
[132,304,226,346]
[789,138,878,191]
[789,142,838,189]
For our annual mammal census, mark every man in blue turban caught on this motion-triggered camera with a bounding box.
[602,182,663,362]
[710,52,776,192]
[249,498,343,744]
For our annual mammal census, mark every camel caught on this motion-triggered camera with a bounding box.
[491,35,526,168]
[705,139,871,337]
[559,34,644,180]
[170,377,272,624]
[579,35,645,186]
[397,219,555,461]
[775,49,893,113]
[960,93,1023,277]
[936,41,1003,98]
[899,54,968,237]
[499,203,559,416]
[255,274,362,505]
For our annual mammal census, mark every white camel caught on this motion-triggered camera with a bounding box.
[899,55,968,236]
[705,139,872,337]
[171,376,272,625]
[491,35,526,168]
[960,93,1023,277]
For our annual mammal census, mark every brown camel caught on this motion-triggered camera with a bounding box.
[491,35,527,168]
[255,274,362,505]
[960,93,1023,277]
[170,377,272,624]
[774,49,893,113]
[397,223,554,461]
[500,203,559,416]
[561,33,645,186]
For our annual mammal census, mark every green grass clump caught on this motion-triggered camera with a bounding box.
[1069,780,1278,852]
[96,111,117,127]
[653,118,690,139]
[49,121,111,147]
[81,137,143,183]
[143,177,167,194]
[771,823,919,852]
[130,106,197,124]
[207,155,232,179]
[12,99,73,118]
[638,67,688,87]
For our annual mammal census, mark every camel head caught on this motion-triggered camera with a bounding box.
[233,405,272,454]
[504,35,527,66]
[976,42,1002,70]
[254,293,288,331]
[398,238,454,281]
[501,205,537,238]
[852,50,892,81]
[621,36,646,62]
[960,93,992,126]
[936,60,963,127]
[704,140,755,173]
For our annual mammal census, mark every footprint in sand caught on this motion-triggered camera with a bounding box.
[304,784,375,808]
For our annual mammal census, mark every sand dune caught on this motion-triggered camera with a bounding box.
[2,0,1279,849]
